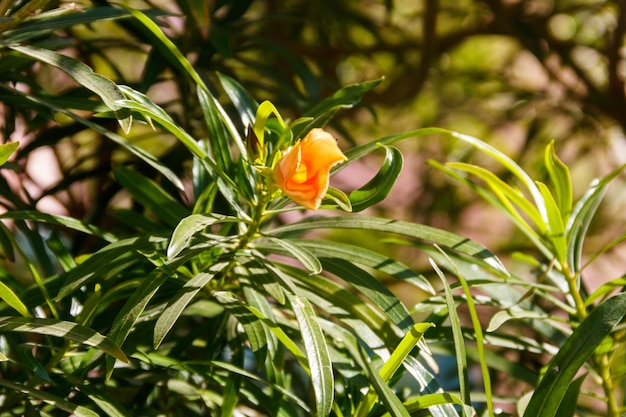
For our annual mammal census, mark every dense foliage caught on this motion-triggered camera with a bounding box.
[0,1,624,416]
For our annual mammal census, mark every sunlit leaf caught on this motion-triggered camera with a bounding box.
[9,45,132,133]
[0,317,127,362]
[544,140,572,222]
[536,181,567,265]
[0,141,18,166]
[0,280,29,317]
[290,295,334,417]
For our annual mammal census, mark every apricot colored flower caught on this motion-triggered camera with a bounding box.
[273,128,347,210]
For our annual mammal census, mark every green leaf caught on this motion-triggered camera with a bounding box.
[0,379,99,417]
[544,140,572,222]
[349,145,403,212]
[253,100,286,149]
[296,78,383,137]
[8,45,131,133]
[523,292,626,417]
[536,181,567,264]
[57,236,161,300]
[294,239,434,293]
[321,258,414,331]
[114,166,189,227]
[167,214,238,259]
[323,186,352,212]
[393,393,473,417]
[430,259,471,406]
[197,85,236,171]
[356,323,434,417]
[267,237,322,274]
[446,161,545,234]
[289,294,334,417]
[0,280,30,317]
[0,141,18,166]
[271,215,507,274]
[153,262,228,348]
[0,317,128,362]
[566,164,626,272]
[0,210,117,242]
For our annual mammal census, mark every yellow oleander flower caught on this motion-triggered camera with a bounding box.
[273,128,347,210]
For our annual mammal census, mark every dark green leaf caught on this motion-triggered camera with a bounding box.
[271,216,506,274]
[523,292,626,417]
[153,262,229,348]
[349,145,403,212]
[114,166,189,227]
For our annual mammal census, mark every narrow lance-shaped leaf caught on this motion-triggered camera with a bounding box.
[544,141,572,222]
[0,317,128,362]
[0,280,30,317]
[290,295,334,417]
[355,322,435,417]
[523,292,626,417]
[0,141,18,166]
[0,379,99,417]
[8,45,132,133]
[349,145,403,212]
[536,181,567,265]
[154,262,229,348]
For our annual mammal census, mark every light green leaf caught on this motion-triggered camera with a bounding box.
[290,294,334,417]
[267,237,322,274]
[430,259,471,406]
[349,145,403,212]
[446,161,545,234]
[487,305,551,332]
[536,181,567,265]
[253,100,286,149]
[523,292,626,417]
[544,140,572,222]
[356,323,434,417]
[0,280,29,317]
[9,45,131,133]
[395,393,474,417]
[324,186,352,212]
[0,317,127,362]
[167,214,239,259]
[0,141,18,166]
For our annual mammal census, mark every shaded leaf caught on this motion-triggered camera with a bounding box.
[523,292,626,417]
[349,145,403,212]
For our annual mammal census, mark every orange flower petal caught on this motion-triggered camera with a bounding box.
[273,128,347,209]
